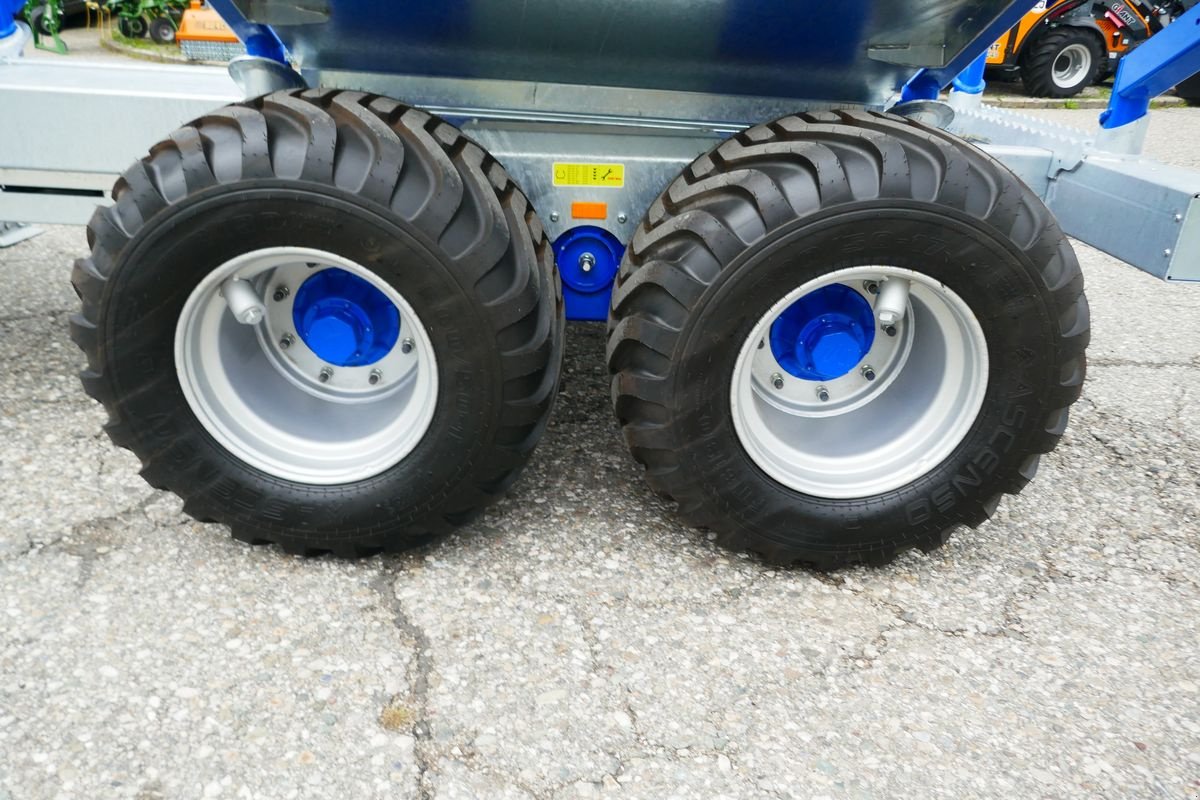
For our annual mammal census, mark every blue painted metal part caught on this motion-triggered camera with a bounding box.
[292,268,400,367]
[203,0,289,63]
[770,285,876,382]
[553,226,623,322]
[903,0,1041,100]
[1,0,25,38]
[1101,3,1200,129]
[952,51,989,95]
[208,0,1044,107]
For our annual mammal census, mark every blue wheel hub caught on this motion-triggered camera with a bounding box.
[292,268,400,367]
[770,283,875,381]
[553,225,624,321]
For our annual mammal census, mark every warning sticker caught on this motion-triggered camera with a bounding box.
[552,162,625,188]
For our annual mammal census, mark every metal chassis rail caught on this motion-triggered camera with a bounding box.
[1,57,1198,282]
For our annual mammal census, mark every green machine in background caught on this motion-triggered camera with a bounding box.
[23,0,66,53]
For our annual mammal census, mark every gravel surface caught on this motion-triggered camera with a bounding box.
[2,108,1199,800]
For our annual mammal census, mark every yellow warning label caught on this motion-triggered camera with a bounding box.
[552,162,625,188]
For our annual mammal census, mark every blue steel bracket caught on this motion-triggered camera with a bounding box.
[204,0,289,64]
[901,0,1042,100]
[1101,3,1200,129]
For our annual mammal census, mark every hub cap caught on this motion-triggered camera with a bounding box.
[175,247,438,485]
[730,266,988,498]
[1052,43,1092,90]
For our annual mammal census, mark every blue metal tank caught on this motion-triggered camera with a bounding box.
[209,0,1040,108]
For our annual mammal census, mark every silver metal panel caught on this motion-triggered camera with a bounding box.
[0,59,239,178]
[256,0,1022,109]
[1172,201,1200,281]
[953,103,1200,283]
[1048,157,1200,282]
[314,70,853,131]
[465,124,719,242]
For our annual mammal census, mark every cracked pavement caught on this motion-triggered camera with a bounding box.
[2,108,1200,800]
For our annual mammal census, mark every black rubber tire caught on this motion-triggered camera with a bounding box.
[607,110,1089,569]
[1176,73,1200,105]
[117,14,146,38]
[148,16,175,44]
[29,4,55,37]
[1019,27,1103,98]
[70,89,564,557]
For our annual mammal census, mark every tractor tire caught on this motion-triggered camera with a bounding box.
[29,3,55,37]
[117,15,147,38]
[70,89,564,556]
[608,110,1089,569]
[1176,73,1200,106]
[148,16,175,44]
[1020,27,1103,97]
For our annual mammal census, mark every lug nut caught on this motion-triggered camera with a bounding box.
[279,333,294,349]
[368,369,383,385]
[816,386,830,402]
[400,338,415,355]
[272,285,290,302]
[861,365,876,381]
[770,372,784,390]
[863,281,879,295]
[617,213,628,224]
[549,212,560,222]
[318,367,333,383]
[883,324,897,337]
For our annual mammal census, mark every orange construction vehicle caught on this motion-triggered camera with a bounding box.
[174,0,243,61]
[986,0,1197,97]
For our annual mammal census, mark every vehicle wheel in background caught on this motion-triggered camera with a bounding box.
[117,14,147,38]
[1176,73,1200,105]
[148,15,175,44]
[1020,28,1103,97]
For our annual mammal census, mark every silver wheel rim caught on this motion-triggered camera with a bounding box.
[1052,43,1092,89]
[730,266,989,499]
[175,246,438,485]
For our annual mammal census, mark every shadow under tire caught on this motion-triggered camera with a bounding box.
[70,88,564,557]
[607,110,1089,569]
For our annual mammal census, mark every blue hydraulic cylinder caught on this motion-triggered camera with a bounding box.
[1101,3,1200,129]
[952,52,989,95]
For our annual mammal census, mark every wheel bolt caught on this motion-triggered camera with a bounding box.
[272,285,290,302]
[883,324,897,337]
[816,386,830,402]
[319,367,333,383]
[770,372,784,390]
[279,333,294,349]
[400,338,415,355]
[368,369,382,385]
[864,281,879,295]
[861,365,876,381]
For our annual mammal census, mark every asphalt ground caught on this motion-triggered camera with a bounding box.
[1,108,1199,800]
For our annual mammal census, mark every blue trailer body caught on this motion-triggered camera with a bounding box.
[207,0,1039,106]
